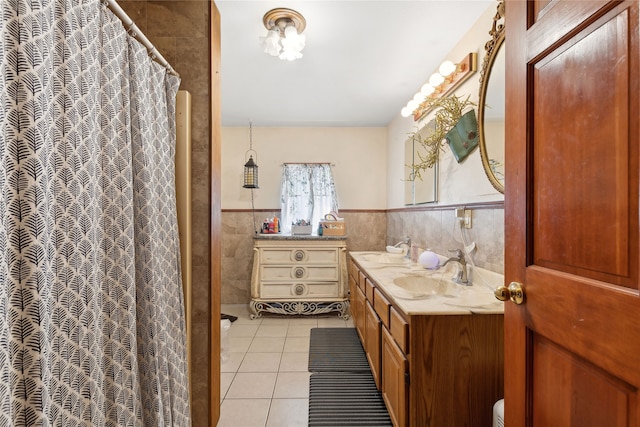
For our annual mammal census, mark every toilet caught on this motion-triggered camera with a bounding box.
[493,399,504,427]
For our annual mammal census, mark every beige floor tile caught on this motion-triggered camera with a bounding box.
[228,323,259,338]
[256,325,288,338]
[220,372,235,402]
[226,372,277,399]
[290,317,318,325]
[317,317,349,327]
[217,398,270,427]
[239,352,282,373]
[283,336,310,353]
[279,352,309,372]
[228,336,252,353]
[287,324,314,337]
[273,372,311,398]
[221,352,245,373]
[260,317,291,326]
[248,337,286,353]
[266,398,309,427]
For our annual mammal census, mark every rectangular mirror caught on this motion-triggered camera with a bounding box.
[404,121,438,205]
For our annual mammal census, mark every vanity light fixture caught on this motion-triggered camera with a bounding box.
[260,8,306,61]
[401,53,477,120]
[243,122,259,189]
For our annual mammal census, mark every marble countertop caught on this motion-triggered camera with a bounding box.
[349,251,505,316]
[254,233,346,241]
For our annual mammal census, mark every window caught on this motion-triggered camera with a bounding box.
[280,163,338,234]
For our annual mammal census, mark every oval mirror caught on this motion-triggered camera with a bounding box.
[478,1,505,194]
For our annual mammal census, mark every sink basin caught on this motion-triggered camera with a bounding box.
[362,253,408,265]
[391,275,458,299]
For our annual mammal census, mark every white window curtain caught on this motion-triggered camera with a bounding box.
[280,164,338,234]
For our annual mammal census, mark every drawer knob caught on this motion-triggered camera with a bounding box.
[294,267,305,278]
[293,284,306,295]
[294,250,305,261]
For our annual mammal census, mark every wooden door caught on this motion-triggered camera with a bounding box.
[505,1,640,425]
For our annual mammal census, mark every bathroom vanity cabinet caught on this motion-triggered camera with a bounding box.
[249,236,349,319]
[348,255,504,427]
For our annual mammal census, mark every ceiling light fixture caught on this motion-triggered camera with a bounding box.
[401,53,477,120]
[260,8,306,61]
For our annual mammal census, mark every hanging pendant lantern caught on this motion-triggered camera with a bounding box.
[243,151,259,188]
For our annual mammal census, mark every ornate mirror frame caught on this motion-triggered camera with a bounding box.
[478,0,505,194]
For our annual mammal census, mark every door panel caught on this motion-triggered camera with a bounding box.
[531,5,634,285]
[532,335,637,427]
[505,1,640,425]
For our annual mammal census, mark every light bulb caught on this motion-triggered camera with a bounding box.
[406,100,419,111]
[413,92,426,104]
[439,60,456,77]
[401,106,413,117]
[260,29,282,56]
[420,83,435,97]
[428,73,444,87]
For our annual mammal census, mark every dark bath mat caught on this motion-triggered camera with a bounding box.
[308,371,392,426]
[308,328,369,372]
[221,313,238,322]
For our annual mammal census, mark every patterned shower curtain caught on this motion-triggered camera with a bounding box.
[0,0,190,425]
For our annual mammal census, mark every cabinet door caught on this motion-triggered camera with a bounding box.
[354,286,366,342]
[382,326,408,427]
[348,272,358,320]
[365,300,381,390]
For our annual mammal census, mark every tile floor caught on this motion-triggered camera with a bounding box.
[218,304,354,427]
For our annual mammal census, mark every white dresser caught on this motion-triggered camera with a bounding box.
[249,236,349,319]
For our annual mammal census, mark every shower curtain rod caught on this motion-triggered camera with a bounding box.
[104,0,179,77]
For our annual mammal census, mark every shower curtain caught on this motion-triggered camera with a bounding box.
[0,0,190,425]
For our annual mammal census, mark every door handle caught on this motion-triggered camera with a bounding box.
[494,281,525,305]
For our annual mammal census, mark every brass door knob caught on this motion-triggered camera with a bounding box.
[494,281,525,305]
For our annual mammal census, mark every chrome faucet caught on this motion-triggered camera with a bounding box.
[441,249,470,285]
[394,236,411,259]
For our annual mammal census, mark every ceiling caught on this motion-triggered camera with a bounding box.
[216,0,494,127]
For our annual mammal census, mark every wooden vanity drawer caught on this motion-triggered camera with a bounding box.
[358,270,366,291]
[348,259,357,280]
[365,278,375,302]
[390,306,409,354]
[373,290,390,328]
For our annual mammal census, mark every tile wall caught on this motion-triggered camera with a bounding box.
[221,211,387,303]
[118,2,211,425]
[387,207,505,274]
[221,207,504,304]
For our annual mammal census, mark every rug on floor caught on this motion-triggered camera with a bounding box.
[308,371,392,426]
[308,327,370,372]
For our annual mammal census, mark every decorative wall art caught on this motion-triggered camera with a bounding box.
[446,109,479,163]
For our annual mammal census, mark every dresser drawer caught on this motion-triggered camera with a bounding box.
[260,265,339,281]
[358,270,366,291]
[260,248,339,264]
[365,277,375,302]
[374,290,390,328]
[390,306,409,354]
[259,282,341,299]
